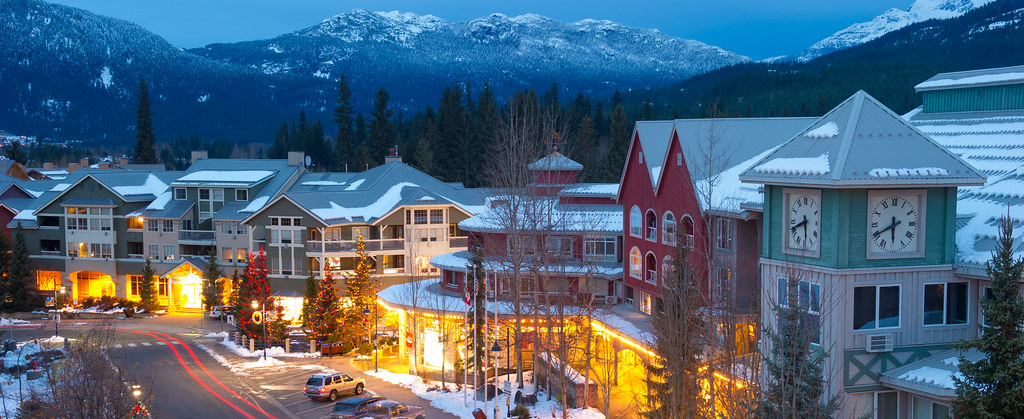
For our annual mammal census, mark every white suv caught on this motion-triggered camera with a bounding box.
[304,373,366,401]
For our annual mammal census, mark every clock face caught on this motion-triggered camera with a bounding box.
[869,193,921,254]
[787,192,821,252]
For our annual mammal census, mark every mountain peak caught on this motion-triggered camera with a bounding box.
[792,0,993,62]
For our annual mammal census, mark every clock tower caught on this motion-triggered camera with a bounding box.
[740,91,985,417]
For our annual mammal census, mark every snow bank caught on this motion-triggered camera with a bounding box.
[0,318,30,327]
[366,369,604,419]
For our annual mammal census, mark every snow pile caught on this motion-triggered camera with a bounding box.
[753,153,830,176]
[868,167,949,177]
[0,371,52,418]
[212,333,320,359]
[366,369,604,419]
[145,191,172,211]
[239,196,270,213]
[538,352,595,384]
[0,318,30,327]
[3,342,50,367]
[803,122,839,139]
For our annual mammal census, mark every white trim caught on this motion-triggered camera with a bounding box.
[629,206,642,238]
[661,210,676,245]
[628,247,642,279]
[644,251,657,284]
[645,208,658,242]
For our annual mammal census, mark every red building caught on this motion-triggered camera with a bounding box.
[617,118,817,314]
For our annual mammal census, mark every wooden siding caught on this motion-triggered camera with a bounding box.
[764,186,956,269]
[922,84,1024,113]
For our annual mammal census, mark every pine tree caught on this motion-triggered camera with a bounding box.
[368,87,395,166]
[3,141,27,165]
[334,75,356,172]
[201,249,224,311]
[133,78,158,164]
[413,108,438,176]
[0,229,11,310]
[140,259,158,312]
[436,85,466,182]
[954,216,1024,416]
[302,273,318,326]
[642,245,706,418]
[758,276,837,418]
[307,273,341,345]
[4,229,38,312]
[602,103,629,182]
[572,115,598,181]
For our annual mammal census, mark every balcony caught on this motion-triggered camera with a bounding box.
[179,230,216,243]
[449,237,468,248]
[306,238,404,254]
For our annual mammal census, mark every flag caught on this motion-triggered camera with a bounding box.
[464,271,472,306]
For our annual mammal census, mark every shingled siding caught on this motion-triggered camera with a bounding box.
[764,186,956,269]
[922,84,1024,113]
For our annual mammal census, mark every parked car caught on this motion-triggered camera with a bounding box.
[351,400,425,419]
[208,305,234,319]
[304,372,366,401]
[330,396,387,419]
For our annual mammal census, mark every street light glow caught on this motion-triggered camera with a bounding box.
[251,300,259,309]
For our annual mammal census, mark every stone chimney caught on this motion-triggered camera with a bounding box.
[288,151,306,166]
[68,163,80,173]
[80,158,89,167]
[191,150,208,164]
[119,158,129,166]
[42,163,54,169]
[384,145,402,164]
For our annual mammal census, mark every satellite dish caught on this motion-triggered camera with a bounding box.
[304,155,311,167]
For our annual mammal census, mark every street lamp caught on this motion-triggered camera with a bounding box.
[252,299,267,361]
[363,304,379,371]
[491,327,512,418]
[54,286,65,338]
[131,384,143,418]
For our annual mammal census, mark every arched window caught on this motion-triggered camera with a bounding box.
[662,255,674,283]
[645,210,657,241]
[682,215,695,249]
[629,206,642,237]
[629,247,642,278]
[662,211,677,245]
[645,252,658,284]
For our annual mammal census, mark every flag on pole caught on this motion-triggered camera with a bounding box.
[464,270,472,306]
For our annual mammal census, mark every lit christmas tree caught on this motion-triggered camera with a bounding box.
[236,247,283,339]
[343,233,378,347]
[307,273,341,345]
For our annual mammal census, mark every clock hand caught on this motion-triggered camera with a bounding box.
[890,218,902,243]
[872,217,900,239]
[790,218,808,233]
[803,215,808,242]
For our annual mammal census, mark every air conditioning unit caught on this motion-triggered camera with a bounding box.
[625,297,634,305]
[866,334,894,353]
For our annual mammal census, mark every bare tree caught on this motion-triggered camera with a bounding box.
[26,322,154,418]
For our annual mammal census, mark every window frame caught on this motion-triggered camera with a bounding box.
[628,247,641,279]
[629,206,641,238]
[644,251,657,284]
[174,188,186,200]
[923,281,969,327]
[662,211,677,245]
[645,209,658,242]
[235,189,248,201]
[853,284,902,331]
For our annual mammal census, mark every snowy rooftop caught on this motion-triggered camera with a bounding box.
[907,108,1024,271]
[527,151,583,171]
[558,183,619,198]
[430,250,623,278]
[879,349,984,398]
[741,91,986,187]
[173,170,275,186]
[915,64,1024,92]
[458,197,622,234]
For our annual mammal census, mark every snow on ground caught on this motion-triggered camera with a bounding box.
[198,332,321,375]
[0,371,51,418]
[0,318,30,327]
[366,369,604,419]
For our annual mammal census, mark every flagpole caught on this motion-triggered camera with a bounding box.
[483,270,489,418]
[463,265,470,408]
[492,270,499,419]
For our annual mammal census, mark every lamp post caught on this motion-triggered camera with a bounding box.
[54,286,65,338]
[491,325,513,417]
[252,299,267,361]
[362,304,379,371]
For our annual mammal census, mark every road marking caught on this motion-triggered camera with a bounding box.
[114,344,123,349]
[295,401,336,415]
[127,343,137,347]
[157,341,166,346]
[259,385,296,391]
[283,398,313,407]
[142,342,152,347]
[261,370,311,386]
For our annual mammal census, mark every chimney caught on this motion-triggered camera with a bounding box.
[119,158,128,166]
[287,151,306,166]
[68,163,80,173]
[384,145,402,164]
[43,163,54,169]
[80,158,89,167]
[191,150,208,164]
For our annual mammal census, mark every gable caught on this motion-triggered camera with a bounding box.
[37,176,123,215]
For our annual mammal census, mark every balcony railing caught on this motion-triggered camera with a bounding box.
[179,230,216,242]
[306,238,404,253]
[684,234,695,249]
[646,226,657,241]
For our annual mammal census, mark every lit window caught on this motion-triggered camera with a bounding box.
[629,248,641,278]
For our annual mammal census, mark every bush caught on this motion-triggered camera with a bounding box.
[78,296,138,311]
[357,342,375,356]
[510,405,531,419]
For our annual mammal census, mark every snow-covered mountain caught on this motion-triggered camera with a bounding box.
[793,0,994,62]
[192,9,750,104]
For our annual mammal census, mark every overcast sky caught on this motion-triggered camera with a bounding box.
[49,0,915,60]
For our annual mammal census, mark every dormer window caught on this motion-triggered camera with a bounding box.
[236,189,248,201]
[174,188,186,200]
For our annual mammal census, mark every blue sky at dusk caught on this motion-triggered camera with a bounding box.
[49,0,915,60]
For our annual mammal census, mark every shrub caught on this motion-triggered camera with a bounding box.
[510,405,531,419]
[357,342,375,356]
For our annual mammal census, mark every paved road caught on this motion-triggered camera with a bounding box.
[6,314,459,419]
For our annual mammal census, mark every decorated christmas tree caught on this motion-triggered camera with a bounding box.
[236,247,285,340]
[343,233,378,347]
[307,273,341,345]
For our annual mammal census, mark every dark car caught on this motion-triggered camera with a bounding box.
[351,400,426,419]
[331,396,387,419]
